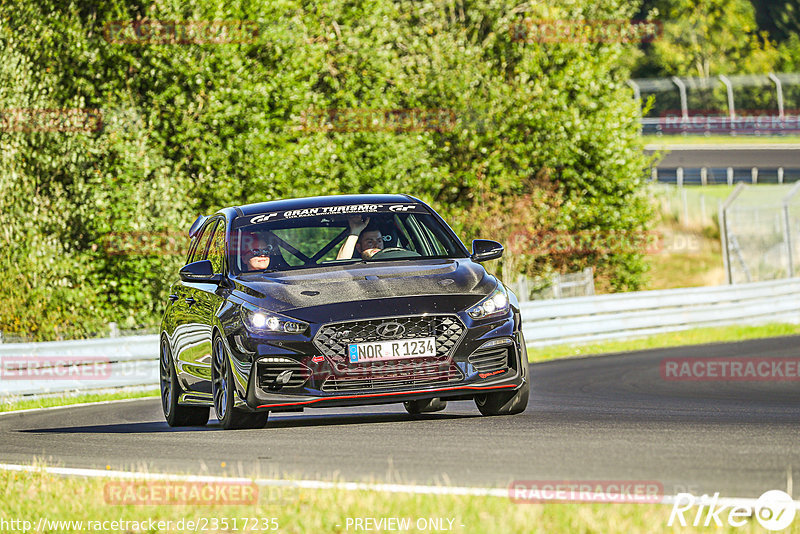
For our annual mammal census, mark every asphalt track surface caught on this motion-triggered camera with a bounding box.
[645,146,800,168]
[1,336,798,499]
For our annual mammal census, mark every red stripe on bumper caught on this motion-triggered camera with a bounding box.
[256,384,517,409]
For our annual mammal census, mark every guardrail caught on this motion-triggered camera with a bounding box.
[0,335,159,397]
[521,278,800,346]
[650,166,800,186]
[3,278,800,397]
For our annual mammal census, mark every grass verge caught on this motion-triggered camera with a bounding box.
[0,388,159,413]
[0,468,788,533]
[527,323,800,363]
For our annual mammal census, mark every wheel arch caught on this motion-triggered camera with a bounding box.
[211,326,250,405]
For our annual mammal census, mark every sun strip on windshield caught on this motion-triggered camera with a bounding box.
[236,203,429,227]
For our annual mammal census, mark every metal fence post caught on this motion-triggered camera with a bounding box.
[768,73,785,118]
[671,76,689,131]
[627,79,641,102]
[718,74,736,120]
[784,204,793,278]
[782,182,800,278]
[583,267,595,296]
[721,183,747,285]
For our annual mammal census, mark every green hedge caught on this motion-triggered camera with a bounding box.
[0,0,652,341]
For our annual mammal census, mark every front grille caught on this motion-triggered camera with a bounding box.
[313,315,465,372]
[321,362,463,392]
[257,358,311,389]
[468,347,510,374]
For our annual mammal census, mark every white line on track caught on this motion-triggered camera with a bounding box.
[1,463,799,508]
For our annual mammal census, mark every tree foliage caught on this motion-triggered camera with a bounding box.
[634,0,800,78]
[0,0,652,340]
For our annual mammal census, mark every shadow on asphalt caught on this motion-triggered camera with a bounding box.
[18,411,478,434]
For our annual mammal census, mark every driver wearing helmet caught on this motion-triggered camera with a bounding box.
[241,233,281,271]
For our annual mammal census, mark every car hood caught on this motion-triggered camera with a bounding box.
[233,259,495,313]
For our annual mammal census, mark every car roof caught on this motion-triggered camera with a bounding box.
[230,194,421,217]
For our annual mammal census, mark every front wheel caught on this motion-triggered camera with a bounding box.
[474,384,529,416]
[160,338,209,427]
[474,352,530,416]
[212,337,268,430]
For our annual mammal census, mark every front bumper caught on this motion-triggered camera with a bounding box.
[236,312,527,411]
[250,381,524,410]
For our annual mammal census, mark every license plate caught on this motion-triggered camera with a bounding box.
[348,337,436,363]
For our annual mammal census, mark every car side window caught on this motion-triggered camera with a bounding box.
[416,217,448,255]
[189,221,217,264]
[207,221,227,274]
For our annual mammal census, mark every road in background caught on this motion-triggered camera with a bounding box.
[645,145,800,169]
[1,336,798,499]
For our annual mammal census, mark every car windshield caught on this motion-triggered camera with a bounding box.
[230,204,467,273]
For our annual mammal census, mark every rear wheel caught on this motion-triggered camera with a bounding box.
[403,398,447,414]
[160,338,209,427]
[212,336,268,430]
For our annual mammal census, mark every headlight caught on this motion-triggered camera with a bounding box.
[241,306,308,334]
[467,285,510,319]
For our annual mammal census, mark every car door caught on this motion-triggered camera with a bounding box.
[178,217,230,394]
[174,218,218,392]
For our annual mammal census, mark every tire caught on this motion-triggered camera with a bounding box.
[212,336,268,430]
[403,397,447,414]
[474,345,530,416]
[160,338,210,427]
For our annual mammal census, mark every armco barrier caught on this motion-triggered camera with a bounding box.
[521,278,800,346]
[0,335,159,397]
[3,279,800,396]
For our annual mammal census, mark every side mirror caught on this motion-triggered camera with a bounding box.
[180,260,223,283]
[471,239,504,262]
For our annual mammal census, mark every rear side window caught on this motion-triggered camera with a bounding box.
[188,220,217,264]
[207,222,227,274]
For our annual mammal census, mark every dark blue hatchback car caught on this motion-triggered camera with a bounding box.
[160,194,529,429]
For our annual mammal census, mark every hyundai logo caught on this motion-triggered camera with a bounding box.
[376,322,405,338]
